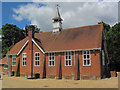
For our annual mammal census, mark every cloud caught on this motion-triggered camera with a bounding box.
[12,2,118,32]
[12,14,23,21]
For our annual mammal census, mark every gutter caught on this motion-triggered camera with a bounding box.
[45,48,101,53]
[7,47,101,55]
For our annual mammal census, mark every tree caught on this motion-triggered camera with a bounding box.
[2,23,25,57]
[24,24,41,37]
[98,21,120,71]
[106,22,120,71]
[98,21,111,33]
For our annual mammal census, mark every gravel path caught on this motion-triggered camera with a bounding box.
[1,76,118,88]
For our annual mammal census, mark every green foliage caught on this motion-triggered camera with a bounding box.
[99,21,120,71]
[106,22,120,71]
[98,21,111,33]
[34,25,41,33]
[24,25,41,37]
[2,23,25,58]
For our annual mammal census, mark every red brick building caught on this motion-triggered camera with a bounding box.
[6,7,109,80]
[0,56,8,74]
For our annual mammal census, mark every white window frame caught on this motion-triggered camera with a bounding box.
[48,53,55,66]
[83,50,91,66]
[4,64,8,69]
[65,52,72,66]
[34,52,40,66]
[12,55,16,66]
[22,53,27,66]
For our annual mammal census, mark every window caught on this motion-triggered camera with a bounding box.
[22,53,27,66]
[35,52,40,66]
[102,50,105,66]
[4,64,8,69]
[12,55,16,66]
[65,52,72,66]
[48,53,55,66]
[83,50,91,66]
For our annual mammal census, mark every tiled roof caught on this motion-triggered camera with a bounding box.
[0,56,7,64]
[7,37,28,55]
[7,24,103,55]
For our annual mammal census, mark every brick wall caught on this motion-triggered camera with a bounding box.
[9,46,102,80]
[18,42,44,78]
[46,50,101,80]
[79,51,101,79]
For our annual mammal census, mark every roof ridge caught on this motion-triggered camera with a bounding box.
[62,24,101,31]
[35,24,101,34]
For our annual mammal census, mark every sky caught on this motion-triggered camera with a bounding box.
[1,0,119,32]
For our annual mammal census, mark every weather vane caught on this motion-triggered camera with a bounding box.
[56,2,60,8]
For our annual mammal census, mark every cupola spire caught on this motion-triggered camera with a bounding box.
[52,3,63,33]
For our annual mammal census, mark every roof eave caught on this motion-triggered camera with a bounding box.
[45,48,101,53]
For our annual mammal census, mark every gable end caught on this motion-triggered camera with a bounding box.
[17,40,29,56]
[32,39,45,54]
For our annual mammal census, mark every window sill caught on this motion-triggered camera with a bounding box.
[48,65,55,67]
[34,65,40,67]
[65,65,72,67]
[4,68,8,69]
[83,65,91,67]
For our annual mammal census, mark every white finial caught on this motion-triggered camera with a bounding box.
[56,2,60,8]
[52,2,63,33]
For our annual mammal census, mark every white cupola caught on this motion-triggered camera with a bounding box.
[52,6,63,33]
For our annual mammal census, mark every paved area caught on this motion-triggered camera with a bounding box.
[1,75,118,88]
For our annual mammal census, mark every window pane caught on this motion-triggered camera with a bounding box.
[65,52,72,66]
[38,57,40,60]
[52,53,54,56]
[69,52,71,55]
[37,57,39,60]
[69,56,71,59]
[87,60,90,65]
[84,60,86,65]
[37,61,39,65]
[87,51,89,54]
[52,61,54,65]
[69,60,71,65]
[49,61,51,65]
[35,62,37,65]
[49,53,55,66]
[35,57,37,60]
[38,61,40,65]
[87,55,89,58]
[66,52,67,55]
[84,51,86,54]
[52,57,54,60]
[84,55,86,58]
[49,57,51,60]
[66,56,68,59]
[83,50,90,66]
[22,53,27,66]
[66,61,68,65]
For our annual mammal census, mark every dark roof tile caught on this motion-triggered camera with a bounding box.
[7,24,103,55]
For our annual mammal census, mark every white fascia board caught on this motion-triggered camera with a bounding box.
[32,39,45,54]
[17,40,29,56]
